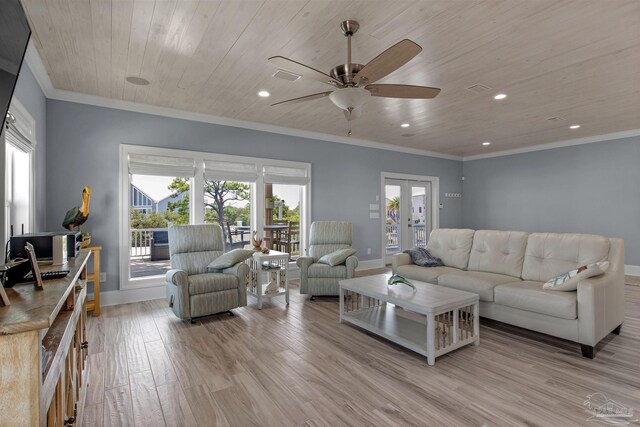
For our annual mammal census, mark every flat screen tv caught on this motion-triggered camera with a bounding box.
[0,0,31,130]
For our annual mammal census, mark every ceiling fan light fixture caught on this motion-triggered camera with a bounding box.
[329,87,371,110]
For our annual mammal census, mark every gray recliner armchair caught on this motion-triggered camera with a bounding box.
[296,221,358,297]
[165,224,248,322]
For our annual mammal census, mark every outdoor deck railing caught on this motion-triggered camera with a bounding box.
[385,223,427,249]
[130,227,167,257]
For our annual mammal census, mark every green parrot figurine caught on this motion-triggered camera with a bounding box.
[62,186,91,231]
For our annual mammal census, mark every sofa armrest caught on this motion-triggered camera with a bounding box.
[165,269,190,320]
[392,253,411,274]
[345,256,358,278]
[223,262,249,306]
[577,271,625,346]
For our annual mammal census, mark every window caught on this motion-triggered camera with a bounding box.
[4,100,36,241]
[119,145,311,290]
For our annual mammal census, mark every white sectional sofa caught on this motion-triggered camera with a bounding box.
[392,229,625,358]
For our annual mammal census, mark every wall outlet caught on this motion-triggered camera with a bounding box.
[367,248,371,255]
[99,272,107,282]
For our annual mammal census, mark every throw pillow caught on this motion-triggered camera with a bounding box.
[207,249,254,271]
[403,247,444,267]
[317,248,357,266]
[542,261,610,291]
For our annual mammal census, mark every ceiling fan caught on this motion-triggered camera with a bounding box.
[268,20,440,133]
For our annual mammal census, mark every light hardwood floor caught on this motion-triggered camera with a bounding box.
[84,271,640,427]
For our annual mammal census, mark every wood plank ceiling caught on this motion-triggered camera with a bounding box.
[21,0,640,156]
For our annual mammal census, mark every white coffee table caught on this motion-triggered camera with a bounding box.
[339,274,479,365]
[245,250,289,309]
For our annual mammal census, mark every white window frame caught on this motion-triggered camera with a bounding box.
[4,99,36,240]
[119,144,311,290]
[380,172,440,264]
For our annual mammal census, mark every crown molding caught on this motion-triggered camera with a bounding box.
[24,40,54,97]
[23,41,640,163]
[462,129,640,161]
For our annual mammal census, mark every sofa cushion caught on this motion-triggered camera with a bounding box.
[494,281,577,320]
[467,230,528,278]
[396,264,459,284]
[188,273,239,295]
[437,271,516,302]
[426,229,475,270]
[521,233,610,282]
[308,263,347,278]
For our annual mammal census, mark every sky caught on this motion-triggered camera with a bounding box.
[131,175,301,207]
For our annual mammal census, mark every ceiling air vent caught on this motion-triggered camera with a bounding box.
[273,69,302,82]
[546,116,565,122]
[465,83,493,94]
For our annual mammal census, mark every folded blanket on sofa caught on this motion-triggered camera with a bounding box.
[403,247,444,267]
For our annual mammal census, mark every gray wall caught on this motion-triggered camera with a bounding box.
[462,136,640,265]
[12,63,47,231]
[46,100,463,292]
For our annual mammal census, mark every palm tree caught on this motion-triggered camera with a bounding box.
[387,196,401,224]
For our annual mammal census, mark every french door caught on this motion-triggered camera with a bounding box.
[383,174,438,264]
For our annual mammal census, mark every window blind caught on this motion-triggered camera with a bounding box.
[5,122,35,153]
[263,165,310,185]
[128,153,196,177]
[204,159,259,182]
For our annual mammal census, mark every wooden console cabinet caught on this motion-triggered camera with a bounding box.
[0,250,91,426]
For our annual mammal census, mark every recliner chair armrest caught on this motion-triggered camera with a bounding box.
[392,253,411,274]
[577,271,625,346]
[166,269,188,287]
[345,255,358,278]
[223,262,249,281]
[296,256,314,294]
[223,262,249,306]
[165,269,190,320]
[296,256,314,272]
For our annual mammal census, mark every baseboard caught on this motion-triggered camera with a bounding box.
[356,259,385,271]
[624,265,640,276]
[88,285,166,307]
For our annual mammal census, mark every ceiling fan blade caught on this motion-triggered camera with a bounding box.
[271,91,333,106]
[343,107,362,121]
[353,39,422,85]
[365,84,440,99]
[268,56,342,87]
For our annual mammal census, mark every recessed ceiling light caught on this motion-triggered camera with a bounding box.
[482,142,491,146]
[400,123,410,128]
[493,93,507,100]
[257,90,270,97]
[569,124,581,129]
[125,76,150,86]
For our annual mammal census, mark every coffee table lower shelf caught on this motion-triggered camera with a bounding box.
[341,305,430,356]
